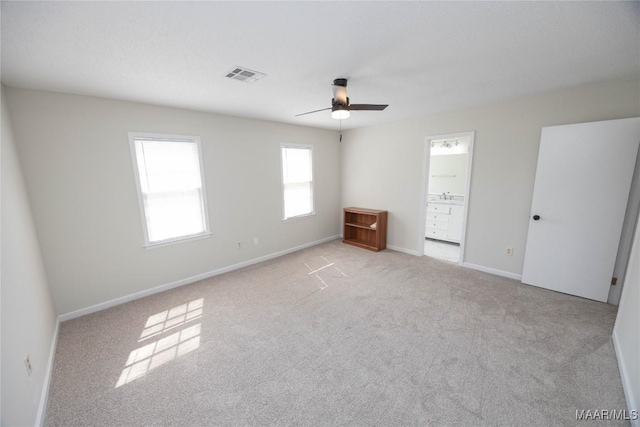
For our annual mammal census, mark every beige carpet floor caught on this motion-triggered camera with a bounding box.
[45,240,627,426]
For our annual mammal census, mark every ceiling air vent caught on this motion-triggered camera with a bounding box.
[224,66,266,83]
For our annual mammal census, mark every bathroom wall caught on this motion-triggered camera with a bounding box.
[428,153,469,196]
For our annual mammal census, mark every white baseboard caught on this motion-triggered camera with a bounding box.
[336,234,419,256]
[35,318,59,427]
[387,244,420,256]
[612,329,639,427]
[462,262,522,281]
[59,235,341,322]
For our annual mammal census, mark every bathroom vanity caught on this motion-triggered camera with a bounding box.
[425,197,464,243]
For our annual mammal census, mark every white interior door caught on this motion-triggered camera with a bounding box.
[522,118,640,302]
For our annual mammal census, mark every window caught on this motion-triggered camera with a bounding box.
[129,133,210,247]
[281,144,314,220]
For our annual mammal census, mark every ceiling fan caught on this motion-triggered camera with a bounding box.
[296,78,388,120]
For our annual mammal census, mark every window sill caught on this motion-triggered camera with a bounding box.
[282,212,316,222]
[144,232,212,249]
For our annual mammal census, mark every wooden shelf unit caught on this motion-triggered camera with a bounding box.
[343,207,387,252]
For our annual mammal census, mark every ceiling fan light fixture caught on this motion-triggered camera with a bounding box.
[332,84,348,105]
[331,108,350,120]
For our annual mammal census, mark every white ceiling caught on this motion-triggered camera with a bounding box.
[1,1,638,131]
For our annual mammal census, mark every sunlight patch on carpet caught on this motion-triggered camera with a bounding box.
[115,299,204,388]
[303,255,348,290]
[139,298,203,342]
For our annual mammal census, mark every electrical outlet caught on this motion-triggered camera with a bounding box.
[253,237,259,246]
[24,354,32,376]
[237,242,241,249]
[505,247,514,257]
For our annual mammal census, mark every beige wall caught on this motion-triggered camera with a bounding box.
[341,79,640,278]
[1,87,58,426]
[4,87,341,315]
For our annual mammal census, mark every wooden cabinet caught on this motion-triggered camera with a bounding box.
[425,202,463,243]
[343,207,387,252]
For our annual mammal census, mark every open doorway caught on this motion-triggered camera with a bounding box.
[419,131,474,264]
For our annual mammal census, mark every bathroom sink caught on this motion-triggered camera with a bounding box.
[427,198,464,206]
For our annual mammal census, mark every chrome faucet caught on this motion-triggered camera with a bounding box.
[441,192,447,200]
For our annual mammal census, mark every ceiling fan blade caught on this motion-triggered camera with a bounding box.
[348,104,388,111]
[295,107,332,117]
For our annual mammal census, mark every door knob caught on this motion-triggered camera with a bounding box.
[533,215,540,221]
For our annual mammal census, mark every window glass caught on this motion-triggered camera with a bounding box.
[130,134,210,246]
[281,145,314,220]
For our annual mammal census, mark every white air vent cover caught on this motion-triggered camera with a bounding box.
[224,66,266,83]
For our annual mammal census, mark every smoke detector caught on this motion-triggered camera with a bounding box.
[224,66,267,83]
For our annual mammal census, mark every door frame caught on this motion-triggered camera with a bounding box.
[418,130,475,264]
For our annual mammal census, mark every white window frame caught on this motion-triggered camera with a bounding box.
[280,143,316,221]
[128,132,211,248]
